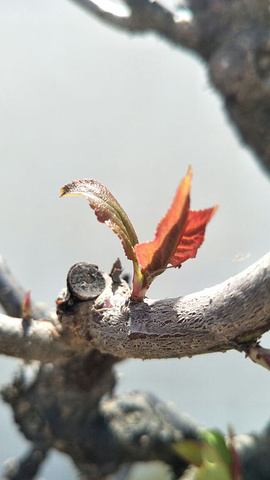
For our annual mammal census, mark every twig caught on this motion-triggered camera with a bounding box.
[246,344,270,371]
[2,444,49,480]
[0,256,48,320]
[69,0,132,28]
[69,0,198,48]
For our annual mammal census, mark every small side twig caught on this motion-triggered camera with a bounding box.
[0,256,48,320]
[69,0,198,49]
[2,444,49,480]
[246,344,270,372]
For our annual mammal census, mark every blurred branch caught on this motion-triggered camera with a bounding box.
[0,256,48,319]
[2,444,49,480]
[2,358,270,480]
[69,0,270,174]
[1,358,200,480]
[69,0,132,28]
[69,0,198,47]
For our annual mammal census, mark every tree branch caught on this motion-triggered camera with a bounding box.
[69,0,132,28]
[1,253,269,363]
[69,0,199,48]
[2,444,49,480]
[0,256,48,320]
[58,252,270,360]
[3,357,270,480]
[69,0,270,173]
[0,314,87,362]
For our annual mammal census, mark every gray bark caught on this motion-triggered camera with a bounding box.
[1,253,269,363]
[58,253,270,360]
[69,0,270,174]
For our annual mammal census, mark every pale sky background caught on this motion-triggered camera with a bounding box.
[0,1,270,478]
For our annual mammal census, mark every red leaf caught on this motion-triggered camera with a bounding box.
[134,166,192,275]
[170,207,218,267]
[21,290,32,322]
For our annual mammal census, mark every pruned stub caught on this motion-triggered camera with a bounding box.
[56,262,106,341]
[56,261,130,346]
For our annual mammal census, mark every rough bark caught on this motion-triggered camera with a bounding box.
[1,361,197,479]
[2,357,270,480]
[58,253,270,360]
[69,0,270,174]
[0,253,269,479]
[0,254,269,478]
[0,253,269,362]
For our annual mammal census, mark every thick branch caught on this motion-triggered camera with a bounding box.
[1,254,269,362]
[69,0,270,173]
[58,253,270,360]
[3,357,270,480]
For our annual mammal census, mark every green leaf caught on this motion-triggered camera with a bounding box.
[174,430,236,480]
[61,179,139,263]
[196,458,231,480]
[200,429,231,465]
[173,440,203,467]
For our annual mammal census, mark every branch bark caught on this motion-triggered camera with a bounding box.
[57,253,270,360]
[0,314,86,362]
[69,0,270,174]
[0,256,48,320]
[2,357,270,480]
[0,253,269,363]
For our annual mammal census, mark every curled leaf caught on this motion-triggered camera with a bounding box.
[61,179,139,263]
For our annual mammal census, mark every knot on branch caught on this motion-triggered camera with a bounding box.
[67,262,106,300]
[56,261,131,349]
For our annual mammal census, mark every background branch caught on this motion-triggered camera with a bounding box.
[2,358,270,480]
[69,0,270,173]
[0,257,48,320]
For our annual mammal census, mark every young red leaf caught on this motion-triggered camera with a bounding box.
[21,290,32,322]
[60,179,138,263]
[134,166,192,276]
[170,207,218,267]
